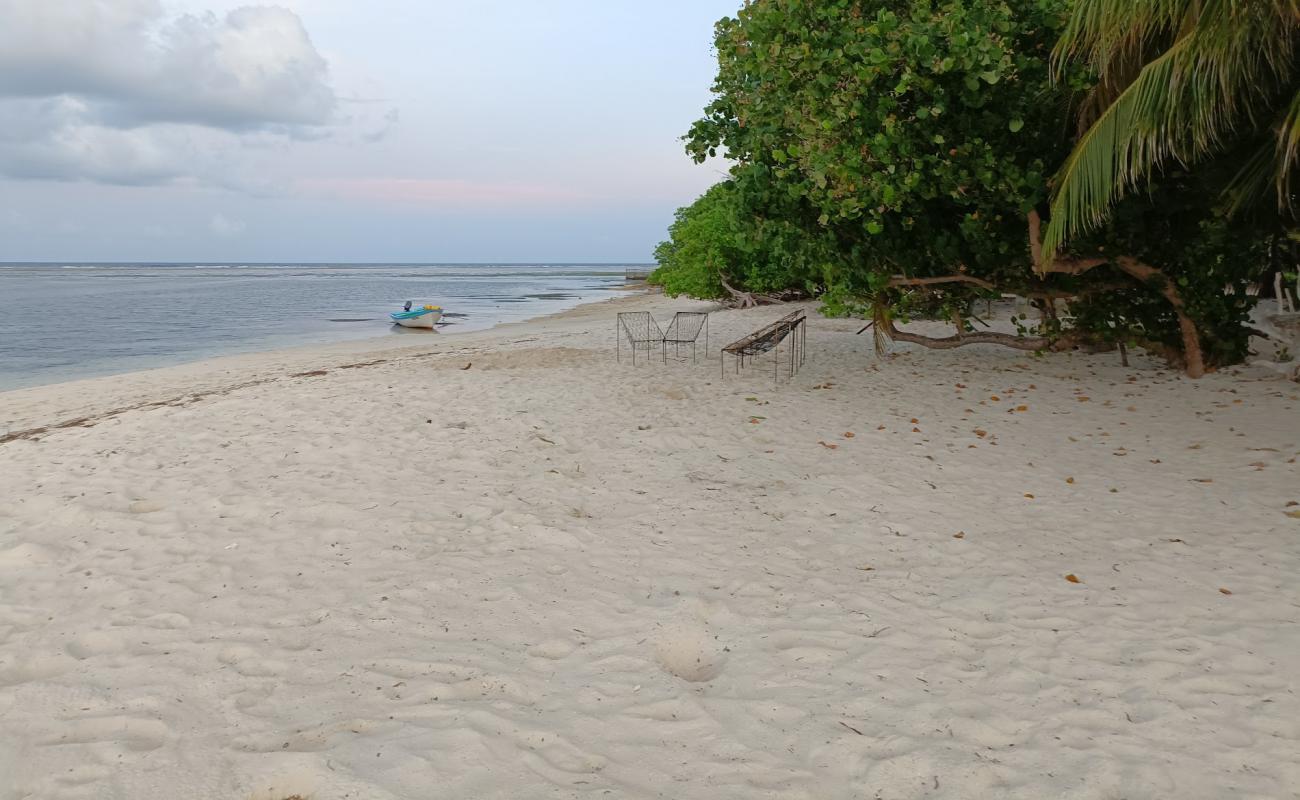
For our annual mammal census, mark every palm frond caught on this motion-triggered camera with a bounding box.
[1042,39,1193,262]
[1222,137,1283,216]
[1273,88,1300,209]
[1043,0,1300,260]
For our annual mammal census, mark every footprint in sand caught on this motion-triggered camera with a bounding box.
[527,639,576,660]
[65,631,125,660]
[218,646,286,677]
[38,715,169,752]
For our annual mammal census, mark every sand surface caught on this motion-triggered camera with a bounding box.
[1,292,1298,799]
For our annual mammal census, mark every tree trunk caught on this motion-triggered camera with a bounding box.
[1113,257,1206,378]
[718,274,789,308]
[718,274,761,308]
[1028,211,1206,378]
[881,316,1052,351]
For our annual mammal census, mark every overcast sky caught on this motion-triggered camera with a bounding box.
[0,0,736,262]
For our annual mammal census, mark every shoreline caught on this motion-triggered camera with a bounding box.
[0,287,660,436]
[0,263,648,398]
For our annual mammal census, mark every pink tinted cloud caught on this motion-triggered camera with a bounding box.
[301,177,596,207]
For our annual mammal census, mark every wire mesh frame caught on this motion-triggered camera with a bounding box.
[662,312,709,364]
[615,312,665,366]
[720,309,807,386]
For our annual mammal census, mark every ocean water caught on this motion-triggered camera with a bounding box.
[0,263,643,392]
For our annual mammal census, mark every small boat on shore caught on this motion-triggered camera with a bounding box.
[390,302,443,329]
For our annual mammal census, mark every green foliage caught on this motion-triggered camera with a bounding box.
[651,180,831,299]
[687,0,1077,297]
[665,0,1274,372]
[650,183,735,299]
[1044,0,1300,258]
[1066,169,1268,367]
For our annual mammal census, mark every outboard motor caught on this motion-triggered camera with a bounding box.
[403,300,413,311]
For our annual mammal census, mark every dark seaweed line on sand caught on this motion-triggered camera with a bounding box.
[0,358,398,446]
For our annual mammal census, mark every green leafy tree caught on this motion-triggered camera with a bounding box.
[677,0,1271,374]
[686,0,1082,345]
[651,183,737,299]
[651,180,829,302]
[1067,171,1266,369]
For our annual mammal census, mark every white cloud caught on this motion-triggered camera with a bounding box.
[0,0,389,187]
[210,213,246,236]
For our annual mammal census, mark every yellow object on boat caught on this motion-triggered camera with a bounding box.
[423,305,441,310]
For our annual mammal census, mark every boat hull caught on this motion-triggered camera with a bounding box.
[390,309,442,329]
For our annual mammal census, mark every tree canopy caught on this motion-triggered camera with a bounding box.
[655,0,1280,376]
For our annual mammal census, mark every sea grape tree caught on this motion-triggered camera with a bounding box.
[676,0,1271,374]
[685,0,1078,331]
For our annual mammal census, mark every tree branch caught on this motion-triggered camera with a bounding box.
[1112,256,1206,378]
[881,316,1053,351]
[1028,209,1044,266]
[887,274,997,290]
[1030,211,1108,275]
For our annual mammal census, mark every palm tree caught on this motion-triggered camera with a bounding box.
[1041,0,1300,262]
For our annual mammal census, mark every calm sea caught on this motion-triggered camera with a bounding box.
[0,263,644,392]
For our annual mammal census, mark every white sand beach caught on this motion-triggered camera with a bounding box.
[1,291,1297,799]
